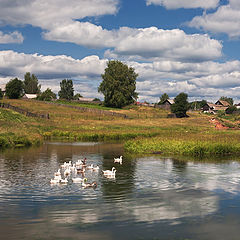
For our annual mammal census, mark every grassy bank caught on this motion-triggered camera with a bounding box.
[124,137,240,157]
[1,99,240,156]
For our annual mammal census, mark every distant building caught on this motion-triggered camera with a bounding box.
[235,103,240,109]
[22,94,37,99]
[78,97,95,102]
[0,84,6,95]
[158,99,175,110]
[202,101,228,114]
[215,100,231,107]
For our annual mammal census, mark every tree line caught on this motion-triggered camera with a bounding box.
[1,60,236,118]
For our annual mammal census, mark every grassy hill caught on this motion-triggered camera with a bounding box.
[1,99,240,157]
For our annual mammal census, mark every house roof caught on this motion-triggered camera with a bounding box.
[213,106,228,111]
[162,99,175,105]
[23,94,37,99]
[205,102,215,109]
[215,100,230,106]
[0,84,6,91]
[78,97,95,102]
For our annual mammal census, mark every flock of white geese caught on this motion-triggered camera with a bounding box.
[50,155,123,188]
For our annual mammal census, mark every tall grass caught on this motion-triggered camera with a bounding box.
[125,138,240,157]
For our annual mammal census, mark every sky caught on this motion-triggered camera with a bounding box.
[0,0,240,103]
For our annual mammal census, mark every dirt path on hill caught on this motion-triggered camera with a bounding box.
[209,118,228,130]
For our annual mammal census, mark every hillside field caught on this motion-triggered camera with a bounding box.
[1,99,240,157]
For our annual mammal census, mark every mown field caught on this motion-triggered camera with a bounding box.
[1,99,240,157]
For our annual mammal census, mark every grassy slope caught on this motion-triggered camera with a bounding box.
[1,99,240,156]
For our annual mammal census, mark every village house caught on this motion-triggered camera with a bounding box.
[215,100,231,107]
[0,84,6,95]
[22,94,38,99]
[157,99,175,110]
[202,100,230,114]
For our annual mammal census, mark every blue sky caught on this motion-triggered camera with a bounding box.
[0,0,240,102]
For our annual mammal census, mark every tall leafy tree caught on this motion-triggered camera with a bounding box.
[220,96,233,105]
[158,93,169,104]
[23,72,41,94]
[171,92,189,118]
[58,79,74,100]
[5,78,24,99]
[98,60,138,108]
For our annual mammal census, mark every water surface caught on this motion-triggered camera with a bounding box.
[1,142,240,240]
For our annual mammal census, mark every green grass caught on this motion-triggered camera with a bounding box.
[124,138,240,157]
[2,99,240,157]
[55,100,118,110]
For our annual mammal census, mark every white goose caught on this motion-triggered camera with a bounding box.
[93,165,100,171]
[86,164,94,170]
[82,179,97,188]
[50,178,60,184]
[54,169,61,176]
[60,178,68,184]
[114,156,123,164]
[72,177,84,183]
[102,167,116,177]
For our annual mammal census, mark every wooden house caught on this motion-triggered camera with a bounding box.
[22,94,37,99]
[159,99,175,110]
[215,100,230,107]
[202,102,228,114]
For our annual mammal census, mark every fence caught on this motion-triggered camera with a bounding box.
[44,101,128,118]
[0,103,50,119]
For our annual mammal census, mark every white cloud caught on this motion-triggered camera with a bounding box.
[0,0,119,27]
[104,28,222,62]
[0,31,23,44]
[0,1,222,61]
[189,0,240,38]
[0,50,107,80]
[146,0,219,9]
[1,50,240,102]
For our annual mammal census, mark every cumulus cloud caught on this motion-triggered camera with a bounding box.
[0,0,119,27]
[0,0,222,61]
[146,0,219,9]
[1,50,240,102]
[0,31,23,44]
[189,0,240,38]
[104,28,222,62]
[0,50,107,79]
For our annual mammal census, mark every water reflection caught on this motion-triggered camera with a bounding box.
[1,143,240,240]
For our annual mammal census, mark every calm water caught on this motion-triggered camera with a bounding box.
[1,142,240,240]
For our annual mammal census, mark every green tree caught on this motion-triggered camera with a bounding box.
[171,92,189,118]
[0,89,3,99]
[226,105,237,114]
[98,60,138,108]
[5,78,23,99]
[23,72,41,94]
[58,79,74,100]
[190,100,207,110]
[220,96,233,105]
[158,93,169,105]
[73,93,83,100]
[37,88,56,101]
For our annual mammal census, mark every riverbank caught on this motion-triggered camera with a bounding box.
[1,99,240,156]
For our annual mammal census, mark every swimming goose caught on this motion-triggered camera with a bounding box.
[86,164,94,170]
[82,179,97,189]
[102,167,116,177]
[50,178,60,184]
[60,178,68,184]
[114,156,123,164]
[72,177,84,183]
[93,165,99,171]
[54,169,61,176]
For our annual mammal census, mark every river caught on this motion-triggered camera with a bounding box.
[1,141,240,240]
